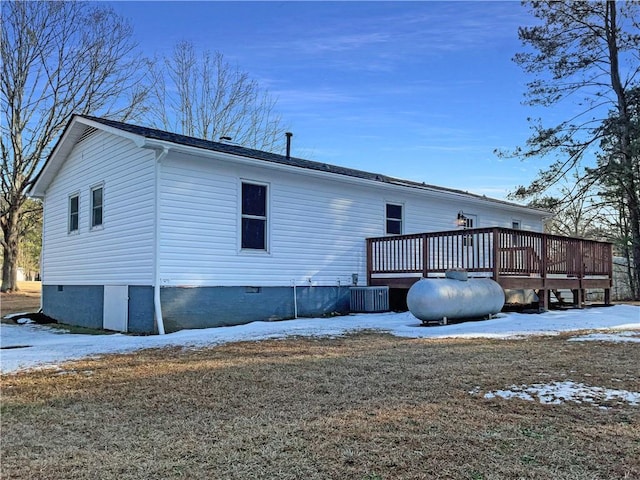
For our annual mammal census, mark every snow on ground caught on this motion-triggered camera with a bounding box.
[568,330,640,343]
[1,305,639,374]
[473,381,640,409]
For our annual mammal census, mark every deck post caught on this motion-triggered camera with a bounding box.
[491,228,500,283]
[422,234,429,279]
[577,241,585,308]
[540,234,549,311]
[572,288,583,308]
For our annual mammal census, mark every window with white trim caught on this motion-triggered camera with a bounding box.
[512,220,522,246]
[462,214,476,247]
[68,194,79,233]
[386,203,403,235]
[91,185,103,228]
[241,182,267,250]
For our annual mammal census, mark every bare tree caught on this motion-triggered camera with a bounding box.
[515,168,616,240]
[1,1,149,292]
[149,41,286,151]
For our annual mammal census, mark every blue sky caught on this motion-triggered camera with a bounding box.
[109,1,548,200]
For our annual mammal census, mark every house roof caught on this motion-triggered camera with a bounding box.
[31,115,549,216]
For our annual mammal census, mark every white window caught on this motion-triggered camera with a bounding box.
[512,220,521,230]
[241,182,267,250]
[68,194,79,233]
[90,185,103,228]
[386,203,403,235]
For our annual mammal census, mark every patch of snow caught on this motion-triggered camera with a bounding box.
[568,331,640,343]
[15,317,34,325]
[480,381,640,408]
[1,305,639,374]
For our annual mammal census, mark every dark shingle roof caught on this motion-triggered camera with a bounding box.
[79,115,544,212]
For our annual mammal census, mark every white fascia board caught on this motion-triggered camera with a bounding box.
[142,138,549,219]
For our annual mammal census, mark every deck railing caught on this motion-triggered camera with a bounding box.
[366,227,613,283]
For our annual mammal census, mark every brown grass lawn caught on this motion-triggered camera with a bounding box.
[1,281,42,317]
[1,331,639,479]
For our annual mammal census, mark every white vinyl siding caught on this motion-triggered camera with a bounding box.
[41,131,155,285]
[41,124,546,289]
[158,152,545,287]
[159,154,381,287]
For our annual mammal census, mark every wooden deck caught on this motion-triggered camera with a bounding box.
[366,227,613,309]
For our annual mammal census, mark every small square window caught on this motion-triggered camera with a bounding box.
[91,186,103,228]
[68,195,79,233]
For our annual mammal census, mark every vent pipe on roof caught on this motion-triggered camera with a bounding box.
[285,132,293,159]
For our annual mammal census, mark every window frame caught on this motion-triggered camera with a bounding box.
[461,213,477,247]
[68,193,80,234]
[90,184,104,230]
[385,202,404,235]
[511,219,522,246]
[239,180,269,253]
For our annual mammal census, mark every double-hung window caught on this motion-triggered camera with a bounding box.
[91,185,103,228]
[462,214,475,247]
[511,220,521,246]
[241,182,267,250]
[386,203,403,235]
[68,194,79,233]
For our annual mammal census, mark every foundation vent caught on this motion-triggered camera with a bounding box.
[350,286,389,313]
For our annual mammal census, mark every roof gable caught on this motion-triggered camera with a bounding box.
[30,115,146,197]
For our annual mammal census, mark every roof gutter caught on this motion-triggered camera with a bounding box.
[153,146,170,335]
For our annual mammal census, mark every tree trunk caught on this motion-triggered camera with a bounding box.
[605,0,640,299]
[1,206,21,293]
[629,198,640,299]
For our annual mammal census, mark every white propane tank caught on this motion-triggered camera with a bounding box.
[407,272,505,323]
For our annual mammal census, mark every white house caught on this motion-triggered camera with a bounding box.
[30,115,549,333]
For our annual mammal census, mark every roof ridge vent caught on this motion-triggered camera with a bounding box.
[78,126,98,144]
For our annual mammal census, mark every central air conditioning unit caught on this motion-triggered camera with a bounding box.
[350,286,389,313]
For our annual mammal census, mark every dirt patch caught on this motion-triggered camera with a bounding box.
[1,332,638,479]
[1,281,41,318]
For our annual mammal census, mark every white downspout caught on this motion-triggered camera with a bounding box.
[154,147,169,335]
[39,200,45,312]
[292,279,298,319]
